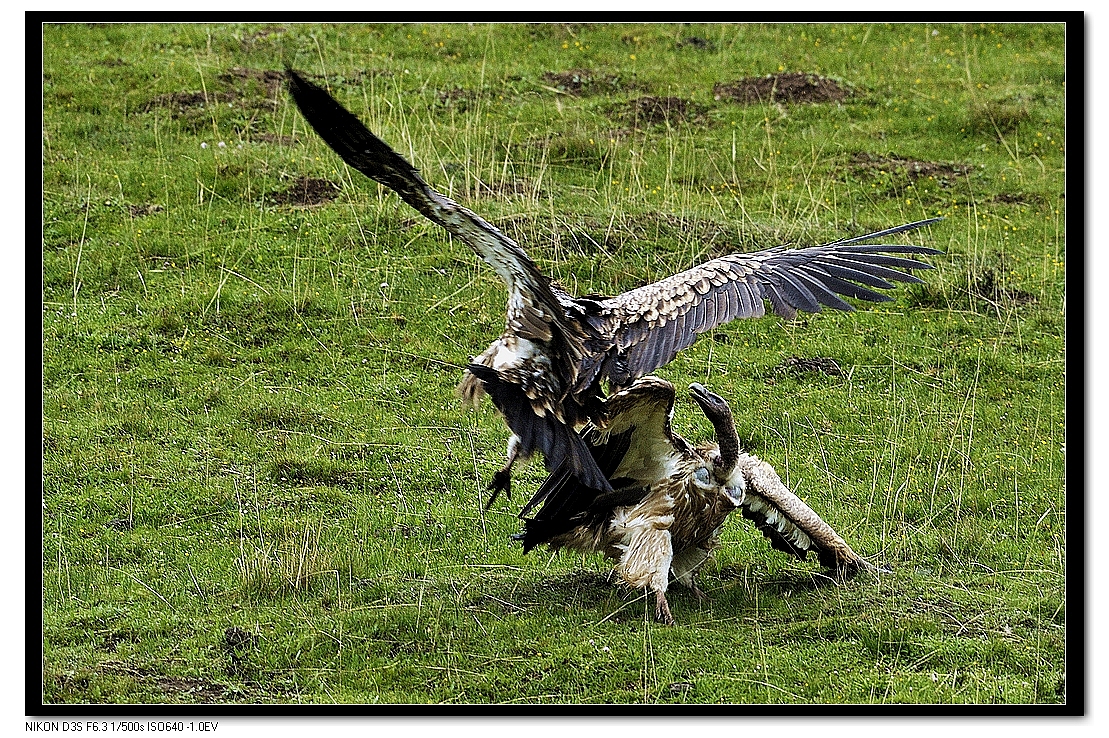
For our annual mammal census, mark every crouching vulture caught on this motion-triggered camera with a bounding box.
[286,70,941,502]
[516,376,879,625]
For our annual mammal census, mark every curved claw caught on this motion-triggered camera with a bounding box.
[655,591,676,626]
[483,469,512,510]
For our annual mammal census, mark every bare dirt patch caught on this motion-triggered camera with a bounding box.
[618,96,705,127]
[252,132,295,146]
[991,192,1042,206]
[774,356,844,378]
[677,36,715,51]
[850,152,973,187]
[269,177,340,207]
[223,626,258,677]
[218,67,285,97]
[96,659,284,703]
[128,204,163,218]
[436,86,486,113]
[971,270,1038,306]
[542,68,640,96]
[474,177,544,200]
[143,91,236,114]
[713,72,851,105]
[239,26,287,47]
[144,67,285,118]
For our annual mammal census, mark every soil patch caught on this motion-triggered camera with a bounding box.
[223,626,258,677]
[474,177,544,200]
[240,26,286,46]
[991,192,1041,205]
[436,86,486,112]
[252,132,295,146]
[218,67,285,97]
[145,66,286,118]
[774,356,844,378]
[542,68,639,96]
[269,177,340,206]
[850,152,972,186]
[618,96,704,126]
[677,36,715,51]
[971,270,1038,306]
[128,204,163,218]
[714,72,851,105]
[143,90,236,114]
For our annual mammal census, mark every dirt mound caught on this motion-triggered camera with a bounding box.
[714,72,850,104]
[252,132,295,146]
[542,68,637,96]
[128,204,163,218]
[143,90,236,114]
[619,95,704,126]
[971,270,1037,306]
[774,356,844,377]
[850,152,972,186]
[269,177,340,206]
[218,67,284,96]
[239,26,286,46]
[677,36,715,51]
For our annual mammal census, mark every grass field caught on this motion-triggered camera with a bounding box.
[40,22,1067,705]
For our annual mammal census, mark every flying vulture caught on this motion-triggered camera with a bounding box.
[286,70,941,502]
[516,376,875,625]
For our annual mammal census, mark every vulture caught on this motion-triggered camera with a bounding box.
[516,376,874,625]
[286,70,941,502]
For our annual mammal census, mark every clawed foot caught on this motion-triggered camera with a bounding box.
[483,469,512,510]
[655,591,676,626]
[689,581,710,603]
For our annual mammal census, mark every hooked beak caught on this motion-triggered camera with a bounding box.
[689,382,721,410]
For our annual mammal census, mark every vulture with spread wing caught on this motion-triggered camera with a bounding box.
[517,376,875,625]
[286,70,941,501]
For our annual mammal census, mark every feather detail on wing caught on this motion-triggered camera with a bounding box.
[734,453,868,574]
[286,69,565,336]
[464,363,610,495]
[516,376,686,551]
[599,219,942,385]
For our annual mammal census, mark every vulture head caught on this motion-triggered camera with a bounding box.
[689,382,742,489]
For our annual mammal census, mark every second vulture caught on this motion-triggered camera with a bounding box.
[516,376,876,625]
[286,70,941,501]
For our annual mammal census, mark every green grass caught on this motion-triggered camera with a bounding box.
[40,22,1066,705]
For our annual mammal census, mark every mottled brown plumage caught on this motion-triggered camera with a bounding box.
[287,70,941,501]
[517,377,875,625]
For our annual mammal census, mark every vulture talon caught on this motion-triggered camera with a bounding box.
[484,470,512,510]
[655,592,676,626]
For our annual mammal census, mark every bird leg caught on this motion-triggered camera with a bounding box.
[483,435,520,509]
[654,589,676,626]
[687,574,710,603]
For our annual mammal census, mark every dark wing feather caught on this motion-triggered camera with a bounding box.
[286,69,563,314]
[517,377,685,552]
[465,364,611,494]
[601,219,941,385]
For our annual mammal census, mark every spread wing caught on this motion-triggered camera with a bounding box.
[516,377,688,551]
[286,69,565,343]
[599,219,942,385]
[735,452,873,574]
